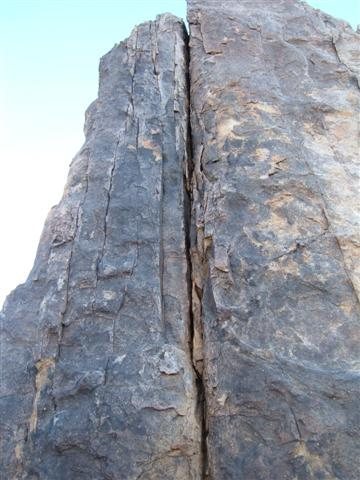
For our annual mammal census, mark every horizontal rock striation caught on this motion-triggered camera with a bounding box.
[1,1,359,479]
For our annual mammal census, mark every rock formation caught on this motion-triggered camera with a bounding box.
[1,1,359,479]
[1,15,201,479]
[188,1,360,478]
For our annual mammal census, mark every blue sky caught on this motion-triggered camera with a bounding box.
[0,0,359,304]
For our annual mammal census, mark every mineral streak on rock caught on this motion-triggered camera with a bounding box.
[0,14,202,480]
[188,0,360,478]
[1,1,360,479]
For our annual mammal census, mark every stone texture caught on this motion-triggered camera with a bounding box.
[1,1,360,479]
[1,14,202,480]
[188,0,360,478]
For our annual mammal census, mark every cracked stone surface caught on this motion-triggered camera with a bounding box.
[188,0,360,478]
[1,14,202,480]
[1,1,360,479]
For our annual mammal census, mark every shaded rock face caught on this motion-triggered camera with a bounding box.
[1,15,202,480]
[1,1,359,479]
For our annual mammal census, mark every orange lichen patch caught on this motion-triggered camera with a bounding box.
[325,113,357,141]
[332,122,349,140]
[255,148,270,161]
[264,210,300,238]
[140,138,157,149]
[272,154,286,163]
[301,249,312,263]
[270,154,288,172]
[303,122,313,133]
[265,191,293,209]
[29,358,55,433]
[329,109,354,119]
[229,95,281,115]
[215,96,282,144]
[139,138,162,161]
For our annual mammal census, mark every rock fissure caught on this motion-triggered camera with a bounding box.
[183,30,209,476]
[1,2,360,479]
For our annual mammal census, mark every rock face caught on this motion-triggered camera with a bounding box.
[1,15,202,480]
[1,1,359,479]
[188,1,360,478]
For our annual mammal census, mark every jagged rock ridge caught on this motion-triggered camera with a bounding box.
[1,1,359,479]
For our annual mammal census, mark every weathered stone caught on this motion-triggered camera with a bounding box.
[1,1,360,479]
[1,14,202,480]
[188,0,360,478]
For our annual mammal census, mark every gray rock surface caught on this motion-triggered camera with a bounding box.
[1,1,360,479]
[1,14,202,480]
[188,0,360,478]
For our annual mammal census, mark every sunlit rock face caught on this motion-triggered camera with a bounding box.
[188,0,360,478]
[1,1,359,479]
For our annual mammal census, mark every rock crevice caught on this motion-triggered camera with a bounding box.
[184,58,209,479]
[1,1,360,479]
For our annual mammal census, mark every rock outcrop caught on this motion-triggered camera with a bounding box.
[188,0,359,478]
[1,1,359,479]
[1,15,202,480]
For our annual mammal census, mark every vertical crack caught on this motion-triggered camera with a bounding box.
[183,30,209,480]
[57,152,90,361]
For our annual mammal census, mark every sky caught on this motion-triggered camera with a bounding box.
[0,0,359,305]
